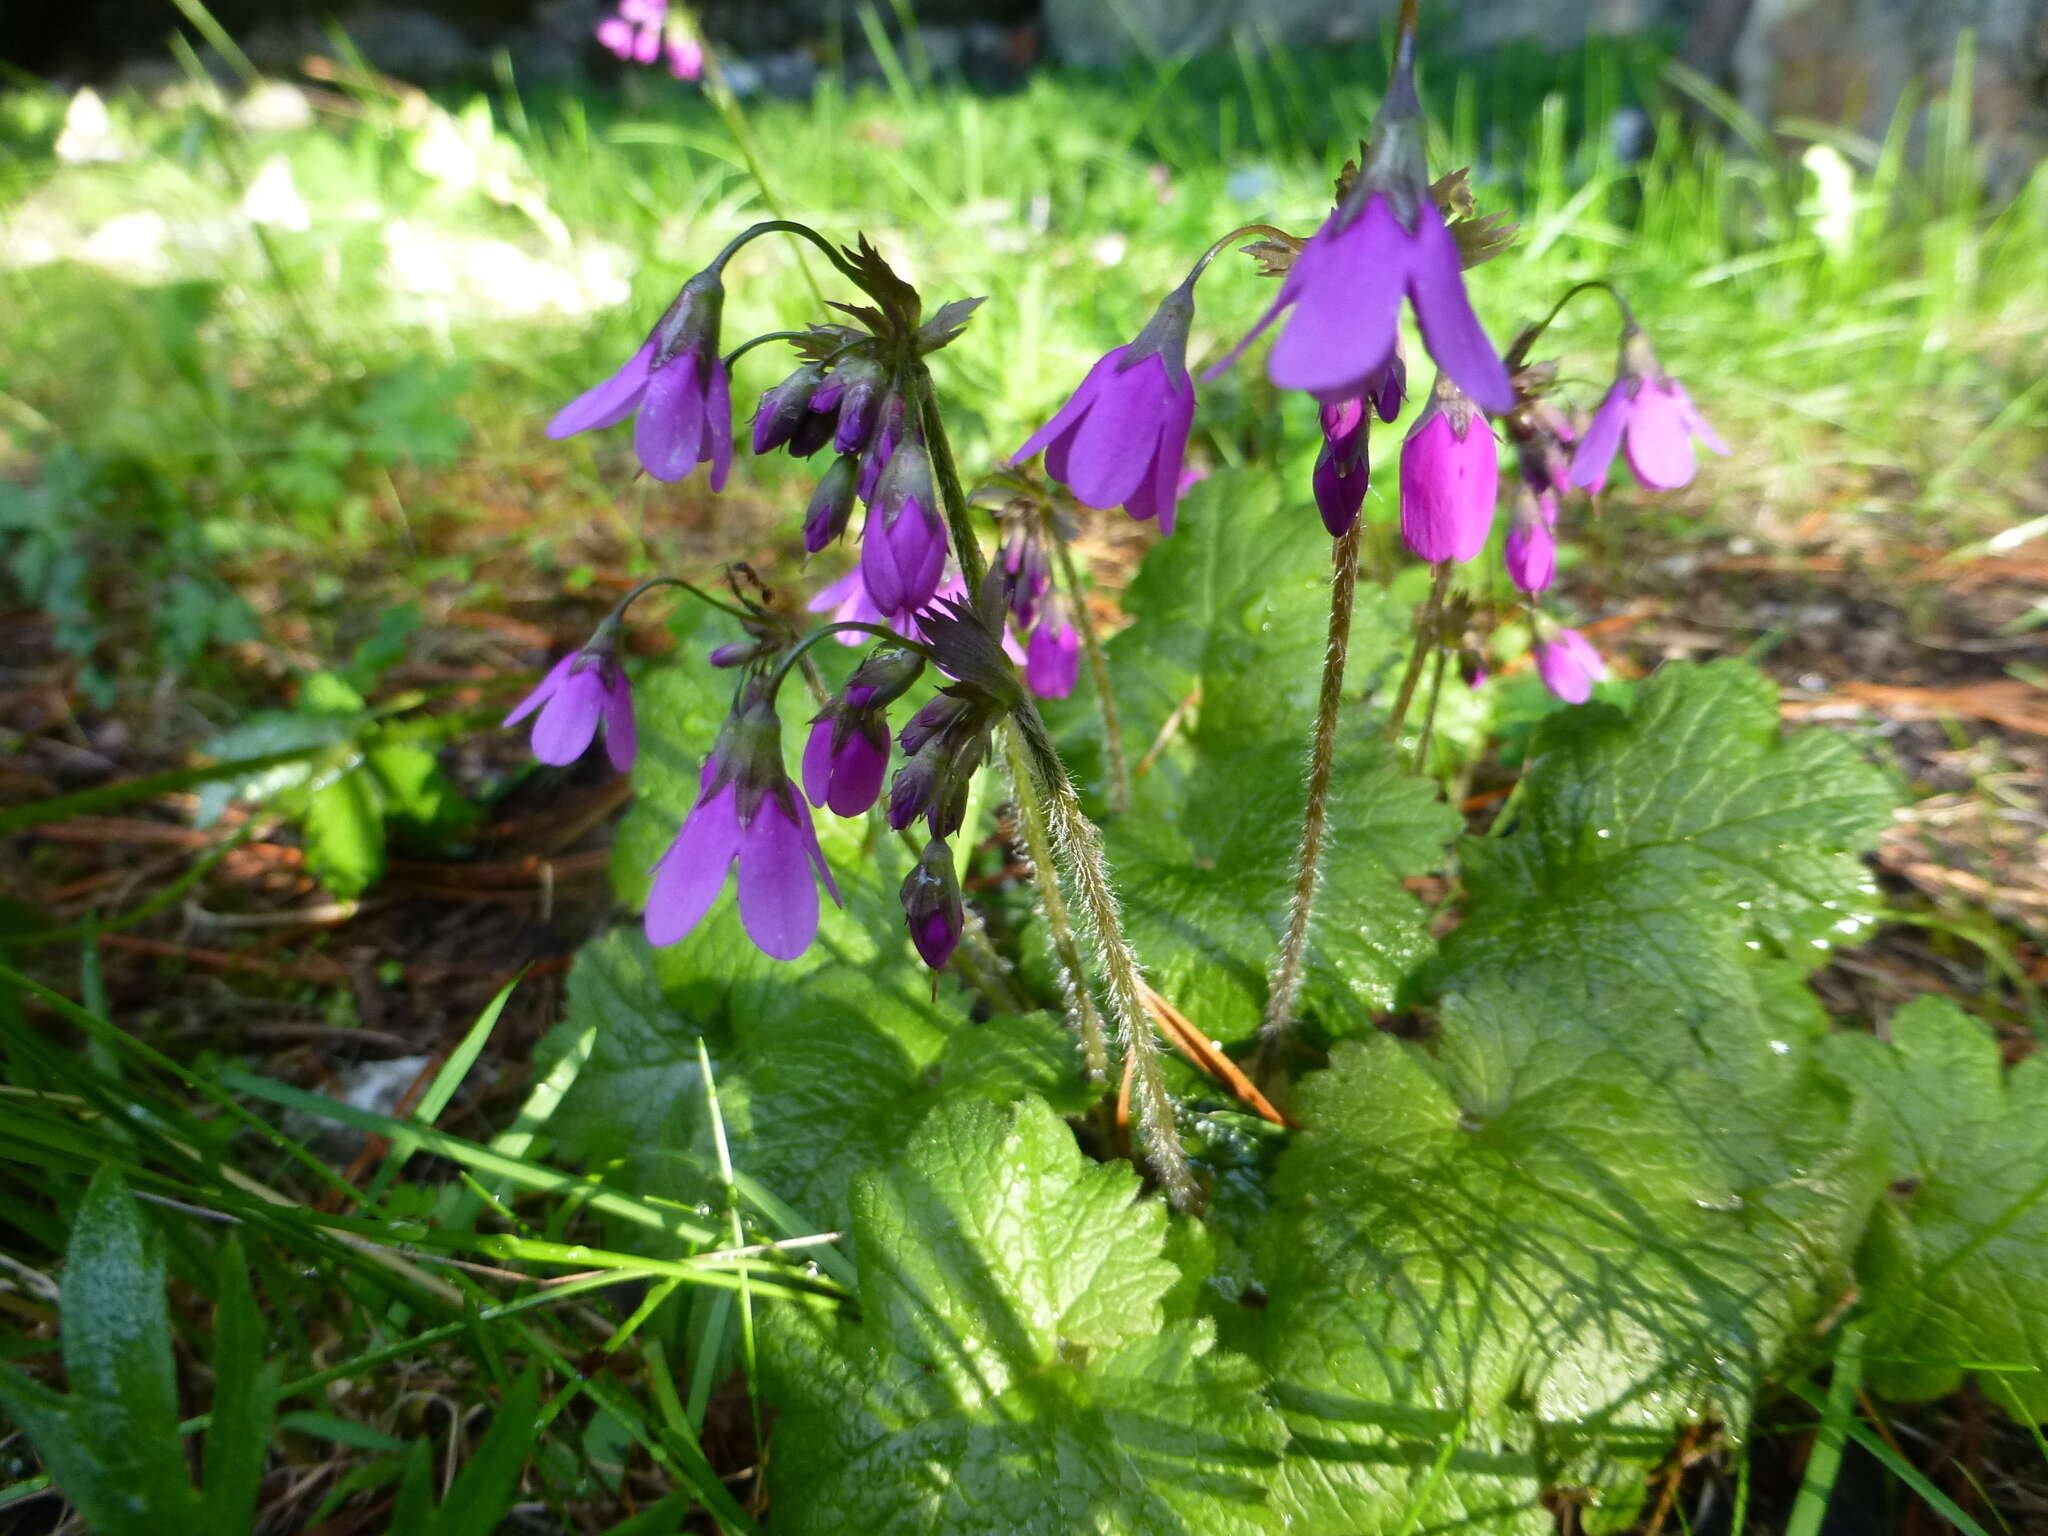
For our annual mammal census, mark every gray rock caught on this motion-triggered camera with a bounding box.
[1725,0,2048,193]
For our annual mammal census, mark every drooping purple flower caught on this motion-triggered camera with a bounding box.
[596,0,664,64]
[1400,373,1500,563]
[1504,486,1560,595]
[1534,627,1606,705]
[1013,281,1196,535]
[861,427,947,616]
[1025,607,1080,699]
[900,837,964,970]
[645,692,840,961]
[1312,395,1372,537]
[1569,327,1725,492]
[504,646,636,772]
[1000,518,1052,630]
[549,269,732,489]
[1208,46,1512,414]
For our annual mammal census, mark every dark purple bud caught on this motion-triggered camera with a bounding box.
[804,453,862,554]
[1503,485,1559,595]
[846,644,925,709]
[887,750,940,832]
[801,705,890,818]
[787,401,838,459]
[751,363,826,456]
[899,693,974,758]
[829,358,888,454]
[1312,396,1371,537]
[707,641,752,668]
[900,837,964,970]
[862,431,947,615]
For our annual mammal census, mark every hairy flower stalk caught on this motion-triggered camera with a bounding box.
[918,375,1192,1204]
[1260,516,1363,1052]
[1000,730,1109,1083]
[1009,709,1196,1210]
[1050,533,1130,813]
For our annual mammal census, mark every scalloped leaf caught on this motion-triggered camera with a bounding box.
[764,1096,1288,1535]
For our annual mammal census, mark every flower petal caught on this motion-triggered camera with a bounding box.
[1674,382,1728,455]
[801,718,834,809]
[529,667,606,764]
[645,783,741,946]
[548,342,654,439]
[1268,202,1405,401]
[635,356,707,483]
[1013,352,1114,467]
[1622,381,1697,490]
[825,728,888,818]
[1405,205,1514,414]
[601,666,637,772]
[1063,353,1172,510]
[704,363,733,491]
[737,795,822,960]
[1568,383,1630,491]
[504,653,574,727]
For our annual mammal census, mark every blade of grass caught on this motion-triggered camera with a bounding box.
[1786,1322,1862,1536]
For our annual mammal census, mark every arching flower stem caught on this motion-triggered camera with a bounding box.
[1505,279,1636,371]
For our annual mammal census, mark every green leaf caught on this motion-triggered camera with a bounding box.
[1449,659,1896,993]
[201,1236,279,1532]
[1824,997,2048,1419]
[303,765,386,897]
[1091,471,1452,1044]
[1109,731,1456,1045]
[433,1368,540,1536]
[368,742,476,842]
[542,930,1090,1231]
[1251,1013,1885,1534]
[763,1096,1287,1535]
[0,1169,204,1532]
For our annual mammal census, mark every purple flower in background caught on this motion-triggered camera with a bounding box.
[1400,373,1500,563]
[665,33,703,81]
[1311,395,1372,537]
[1208,47,1511,413]
[549,270,732,488]
[807,565,889,644]
[1025,606,1080,699]
[1534,627,1607,705]
[597,0,701,80]
[504,646,636,772]
[1569,327,1725,492]
[1013,280,1196,534]
[900,837,964,970]
[862,429,947,615]
[646,692,840,961]
[1504,486,1559,594]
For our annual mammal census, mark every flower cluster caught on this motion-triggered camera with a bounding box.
[596,0,704,82]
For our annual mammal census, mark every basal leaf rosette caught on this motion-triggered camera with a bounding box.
[763,1097,1288,1535]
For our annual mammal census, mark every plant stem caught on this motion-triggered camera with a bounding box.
[1000,730,1109,1083]
[1385,561,1450,738]
[1413,642,1449,775]
[913,364,988,590]
[1260,518,1362,1049]
[1049,534,1130,813]
[1009,707,1195,1209]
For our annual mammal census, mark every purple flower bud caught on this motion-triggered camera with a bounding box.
[504,644,636,773]
[665,34,703,81]
[786,399,839,459]
[1534,627,1606,705]
[1013,282,1197,535]
[751,363,825,456]
[549,269,732,490]
[803,453,862,553]
[828,358,888,455]
[856,393,907,505]
[645,692,841,961]
[899,693,974,759]
[886,749,940,832]
[706,641,752,669]
[1503,486,1559,595]
[845,644,925,709]
[1399,373,1499,564]
[1569,327,1725,492]
[1312,396,1372,537]
[801,706,890,818]
[1025,610,1080,699]
[861,433,947,616]
[900,837,964,970]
